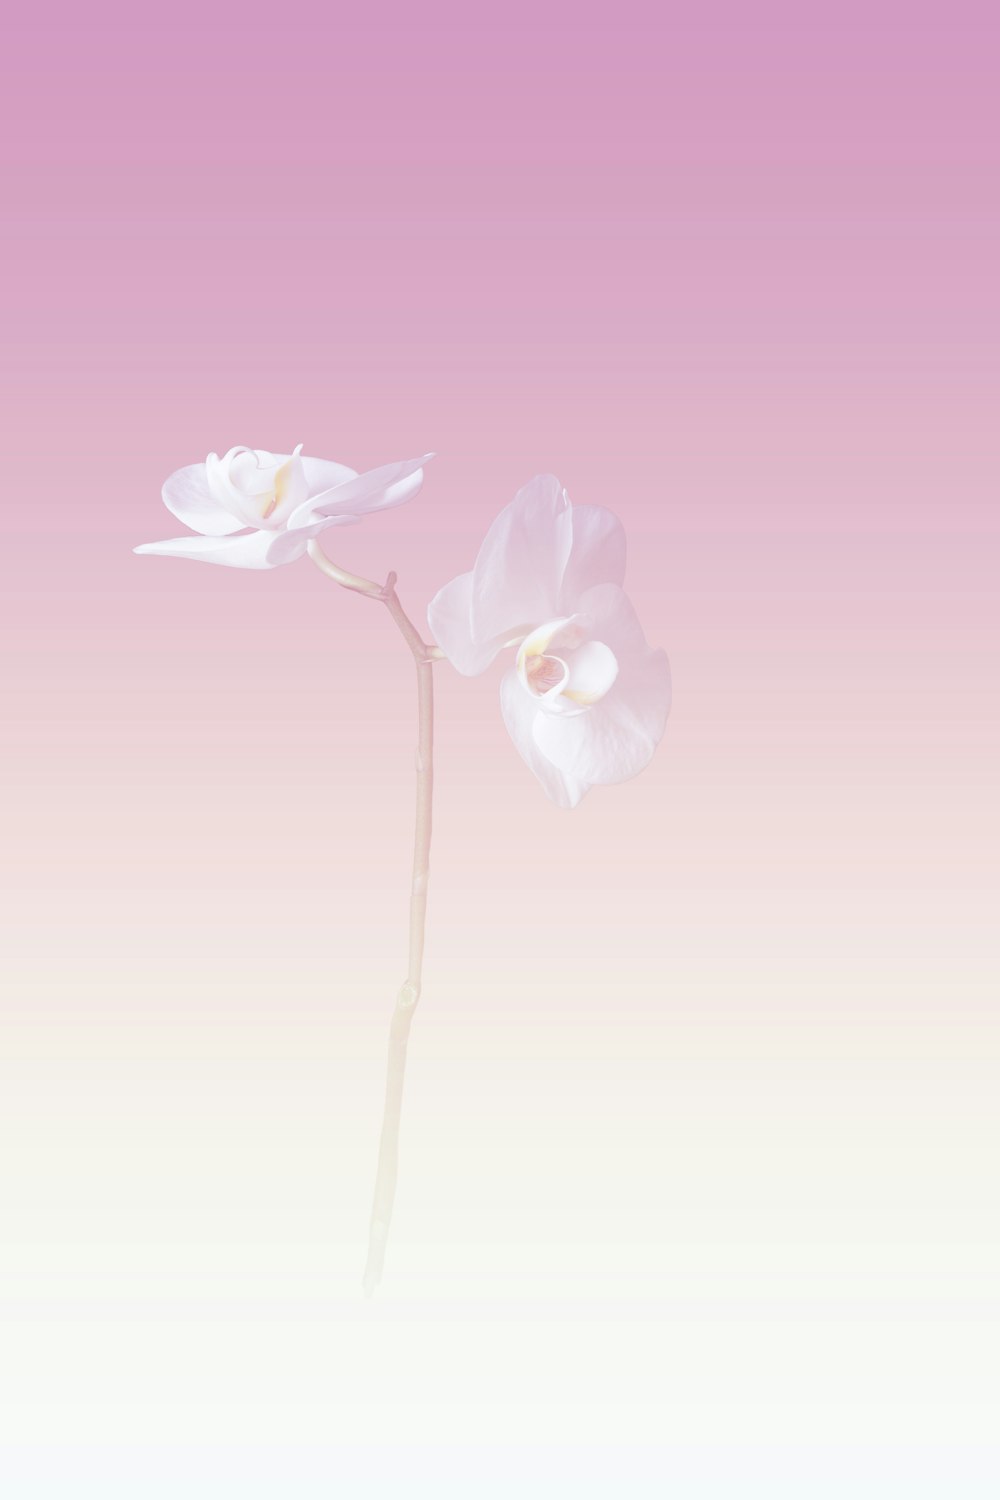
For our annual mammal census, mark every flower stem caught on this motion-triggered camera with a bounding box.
[307,541,435,1295]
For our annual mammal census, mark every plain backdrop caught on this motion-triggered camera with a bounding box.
[2,2,999,1495]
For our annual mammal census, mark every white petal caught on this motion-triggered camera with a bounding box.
[563,639,619,705]
[135,530,288,569]
[470,474,572,645]
[532,649,670,785]
[499,669,589,809]
[264,511,359,566]
[289,454,432,529]
[378,467,426,512]
[301,456,358,496]
[426,572,511,676]
[575,581,659,659]
[161,464,246,537]
[558,504,627,610]
[205,449,276,530]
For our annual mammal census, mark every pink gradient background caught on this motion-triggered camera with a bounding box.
[2,3,998,1494]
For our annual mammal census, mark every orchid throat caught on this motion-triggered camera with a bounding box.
[515,617,619,716]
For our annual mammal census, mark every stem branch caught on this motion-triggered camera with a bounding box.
[307,540,435,1296]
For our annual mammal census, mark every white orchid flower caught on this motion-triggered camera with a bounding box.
[135,444,433,568]
[427,474,670,808]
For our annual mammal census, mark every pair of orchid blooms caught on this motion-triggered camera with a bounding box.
[136,443,670,807]
[137,439,670,1290]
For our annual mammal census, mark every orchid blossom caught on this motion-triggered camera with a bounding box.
[427,474,670,807]
[135,444,432,568]
[136,440,438,1296]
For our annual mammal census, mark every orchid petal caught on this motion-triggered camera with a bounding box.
[288,455,432,529]
[575,581,662,661]
[563,639,619,705]
[470,474,572,645]
[532,652,669,785]
[263,511,360,567]
[426,572,514,676]
[558,504,627,609]
[161,464,247,537]
[531,586,670,786]
[499,669,588,809]
[300,456,358,496]
[134,530,287,569]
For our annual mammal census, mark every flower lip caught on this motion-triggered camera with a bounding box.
[523,651,570,698]
[515,615,619,714]
[515,617,578,704]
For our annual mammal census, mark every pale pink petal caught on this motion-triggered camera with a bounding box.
[532,651,669,785]
[470,474,572,645]
[161,464,246,537]
[134,530,289,569]
[263,511,359,566]
[499,669,589,809]
[575,581,658,660]
[563,639,619,705]
[377,466,426,512]
[426,572,513,676]
[558,504,627,610]
[288,454,432,529]
[300,456,358,496]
